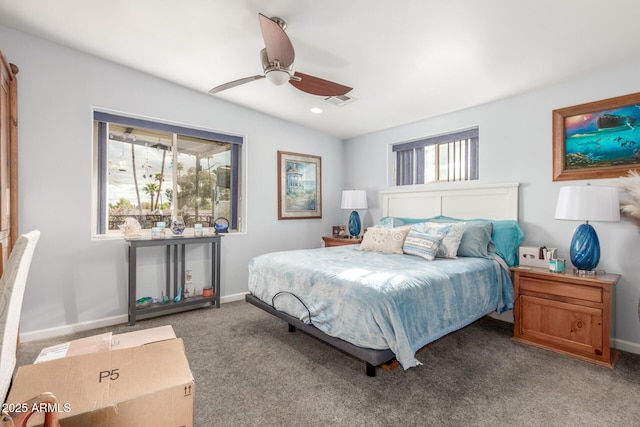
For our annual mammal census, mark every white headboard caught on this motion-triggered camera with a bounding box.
[380,182,519,221]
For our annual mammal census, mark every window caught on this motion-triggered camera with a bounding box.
[392,127,478,185]
[93,111,243,236]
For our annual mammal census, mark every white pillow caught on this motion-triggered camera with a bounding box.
[358,227,410,254]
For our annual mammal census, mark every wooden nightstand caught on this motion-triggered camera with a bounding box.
[322,236,362,247]
[511,266,620,368]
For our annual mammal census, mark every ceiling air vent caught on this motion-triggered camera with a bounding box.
[324,94,357,107]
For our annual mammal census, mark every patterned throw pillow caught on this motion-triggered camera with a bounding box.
[411,222,466,258]
[403,230,445,261]
[358,227,410,254]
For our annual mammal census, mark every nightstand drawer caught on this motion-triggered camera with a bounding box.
[520,295,603,356]
[520,277,602,303]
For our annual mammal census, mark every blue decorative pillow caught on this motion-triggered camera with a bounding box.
[372,216,398,228]
[401,216,494,259]
[410,222,466,259]
[435,216,523,266]
[455,221,494,259]
[373,215,523,266]
[485,220,524,267]
[403,230,445,261]
[373,216,426,228]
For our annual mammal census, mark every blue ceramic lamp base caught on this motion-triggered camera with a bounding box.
[570,223,600,271]
[348,210,361,237]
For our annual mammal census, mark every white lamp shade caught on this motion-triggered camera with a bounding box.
[341,190,368,210]
[554,185,620,222]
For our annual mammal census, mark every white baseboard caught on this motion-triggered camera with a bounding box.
[19,314,129,343]
[19,292,250,343]
[613,337,640,355]
[220,292,248,304]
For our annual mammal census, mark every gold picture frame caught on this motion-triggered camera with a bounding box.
[277,151,322,219]
[553,92,640,181]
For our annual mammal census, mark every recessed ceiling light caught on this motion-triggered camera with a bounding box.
[310,107,323,114]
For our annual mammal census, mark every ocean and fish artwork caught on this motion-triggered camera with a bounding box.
[564,105,640,169]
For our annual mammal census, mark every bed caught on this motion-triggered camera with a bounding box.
[246,182,522,376]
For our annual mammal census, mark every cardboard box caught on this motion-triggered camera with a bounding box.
[33,332,112,364]
[34,325,177,363]
[7,326,193,427]
[110,324,177,351]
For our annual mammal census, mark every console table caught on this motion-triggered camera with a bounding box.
[126,235,222,325]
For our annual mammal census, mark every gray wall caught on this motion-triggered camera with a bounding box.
[0,25,345,338]
[344,60,640,354]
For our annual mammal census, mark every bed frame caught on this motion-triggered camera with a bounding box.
[246,182,520,377]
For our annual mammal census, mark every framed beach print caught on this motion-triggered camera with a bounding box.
[277,151,322,219]
[553,92,640,181]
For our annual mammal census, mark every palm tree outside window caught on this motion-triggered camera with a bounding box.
[93,111,243,236]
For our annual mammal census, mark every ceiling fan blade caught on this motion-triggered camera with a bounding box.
[209,75,265,94]
[258,13,295,69]
[289,72,352,97]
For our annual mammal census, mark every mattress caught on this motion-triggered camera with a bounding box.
[248,245,513,369]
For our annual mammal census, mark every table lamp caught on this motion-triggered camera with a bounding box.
[554,185,620,271]
[341,190,368,237]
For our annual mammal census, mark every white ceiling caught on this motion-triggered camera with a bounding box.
[1,0,640,140]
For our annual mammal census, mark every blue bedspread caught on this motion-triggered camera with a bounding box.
[248,245,514,369]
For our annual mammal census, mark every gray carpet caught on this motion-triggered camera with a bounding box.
[15,301,640,426]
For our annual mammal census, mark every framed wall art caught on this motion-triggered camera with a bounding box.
[277,151,322,219]
[553,92,640,181]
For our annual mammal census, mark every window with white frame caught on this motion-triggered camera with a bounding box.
[93,111,243,236]
[392,127,479,185]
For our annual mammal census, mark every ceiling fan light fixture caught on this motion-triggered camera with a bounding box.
[265,69,290,86]
[209,13,351,96]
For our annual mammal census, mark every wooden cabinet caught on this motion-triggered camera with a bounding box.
[0,48,18,276]
[322,236,362,247]
[511,266,620,368]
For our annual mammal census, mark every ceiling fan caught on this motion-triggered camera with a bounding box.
[209,13,352,97]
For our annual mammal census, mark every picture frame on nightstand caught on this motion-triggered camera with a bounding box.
[332,225,347,237]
